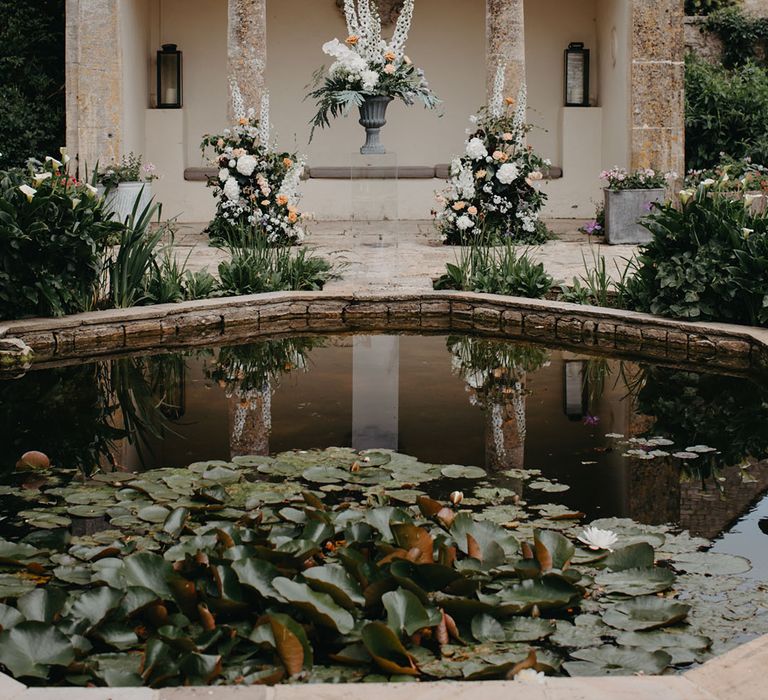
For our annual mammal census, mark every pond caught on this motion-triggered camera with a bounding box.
[1,333,767,686]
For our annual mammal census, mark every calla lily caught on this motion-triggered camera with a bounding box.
[701,178,716,188]
[679,189,695,205]
[744,194,762,208]
[45,156,63,169]
[59,147,71,164]
[743,228,754,239]
[577,526,618,551]
[19,184,37,202]
[84,184,99,198]
[32,173,52,186]
[71,198,82,209]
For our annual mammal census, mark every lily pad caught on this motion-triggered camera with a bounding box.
[595,567,675,596]
[671,552,751,576]
[602,597,691,631]
[0,621,75,678]
[566,645,672,676]
[441,465,487,480]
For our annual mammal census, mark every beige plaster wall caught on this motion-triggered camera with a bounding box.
[265,0,486,166]
[523,0,599,165]
[596,0,630,170]
[120,0,151,159]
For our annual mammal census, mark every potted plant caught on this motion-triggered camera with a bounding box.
[307,0,439,154]
[601,167,674,244]
[98,153,158,223]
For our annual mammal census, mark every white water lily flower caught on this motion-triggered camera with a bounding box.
[84,183,99,198]
[496,163,520,185]
[605,433,624,439]
[71,198,81,209]
[466,137,488,161]
[19,184,37,201]
[32,172,52,185]
[516,668,546,684]
[236,155,257,177]
[45,156,63,168]
[577,526,618,551]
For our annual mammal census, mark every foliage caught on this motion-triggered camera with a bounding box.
[685,0,737,16]
[0,446,732,686]
[0,158,121,319]
[625,181,768,326]
[307,0,439,137]
[0,0,65,169]
[704,6,768,68]
[600,167,673,192]
[579,202,605,236]
[434,239,554,299]
[202,87,305,246]
[686,156,768,192]
[98,154,158,189]
[559,250,626,309]
[685,54,768,170]
[216,226,336,295]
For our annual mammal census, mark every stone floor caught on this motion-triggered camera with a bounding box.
[172,219,638,293]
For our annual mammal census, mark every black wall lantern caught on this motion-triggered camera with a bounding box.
[157,43,183,109]
[564,42,590,107]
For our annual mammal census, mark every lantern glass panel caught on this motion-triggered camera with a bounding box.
[157,44,182,108]
[564,43,590,107]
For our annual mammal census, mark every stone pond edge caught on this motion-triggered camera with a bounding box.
[1,290,768,375]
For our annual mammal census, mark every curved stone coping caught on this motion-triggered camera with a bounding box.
[0,633,766,698]
[1,291,767,374]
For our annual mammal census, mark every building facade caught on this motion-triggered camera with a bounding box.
[66,0,685,221]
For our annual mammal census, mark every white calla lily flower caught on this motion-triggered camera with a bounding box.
[19,184,37,202]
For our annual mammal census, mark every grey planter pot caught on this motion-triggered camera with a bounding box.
[604,188,665,245]
[358,95,394,155]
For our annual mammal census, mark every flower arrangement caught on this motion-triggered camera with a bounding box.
[434,65,549,245]
[98,153,158,189]
[600,167,675,191]
[307,0,439,136]
[201,83,306,246]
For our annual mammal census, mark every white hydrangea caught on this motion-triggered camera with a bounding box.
[361,70,380,92]
[218,168,230,183]
[466,138,488,161]
[236,155,257,177]
[496,163,520,185]
[456,215,474,231]
[223,177,241,202]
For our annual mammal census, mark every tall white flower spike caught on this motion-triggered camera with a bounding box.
[343,0,361,37]
[389,0,414,58]
[258,91,271,147]
[230,79,246,122]
[490,62,506,119]
[512,83,528,146]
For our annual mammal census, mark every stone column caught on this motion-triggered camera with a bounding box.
[630,0,685,176]
[227,0,267,119]
[65,0,123,172]
[486,0,526,102]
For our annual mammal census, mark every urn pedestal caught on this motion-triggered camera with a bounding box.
[358,95,394,155]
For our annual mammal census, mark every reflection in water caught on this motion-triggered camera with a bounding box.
[2,334,768,555]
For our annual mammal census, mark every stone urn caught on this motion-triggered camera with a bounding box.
[604,188,666,245]
[358,95,394,155]
[102,182,153,224]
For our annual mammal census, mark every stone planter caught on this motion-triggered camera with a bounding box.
[604,188,665,245]
[358,95,394,155]
[102,182,153,223]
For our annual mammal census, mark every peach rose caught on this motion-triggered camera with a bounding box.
[505,97,515,105]
[346,35,359,45]
[283,157,293,168]
[238,118,248,126]
[288,211,298,223]
[475,169,487,179]
[384,64,396,75]
[384,51,396,62]
[452,201,466,211]
[277,194,289,206]
[502,132,514,141]
[261,199,270,206]
[468,206,478,215]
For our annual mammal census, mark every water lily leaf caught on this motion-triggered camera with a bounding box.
[93,652,143,686]
[123,552,173,596]
[16,588,67,623]
[138,505,171,523]
[534,529,574,571]
[616,630,711,653]
[502,616,556,642]
[551,614,613,647]
[471,613,505,643]
[303,563,365,609]
[201,466,241,484]
[671,552,751,576]
[0,538,42,565]
[364,507,412,542]
[451,513,519,559]
[493,574,582,614]
[17,510,71,529]
[603,543,655,572]
[567,645,672,675]
[66,505,108,518]
[53,564,92,585]
[529,479,570,493]
[268,613,312,676]
[441,465,487,479]
[179,652,222,685]
[231,558,281,599]
[383,589,440,636]
[602,597,690,631]
[0,603,24,630]
[361,621,419,676]
[302,466,350,484]
[66,587,123,630]
[389,560,464,593]
[0,573,39,599]
[95,623,140,650]
[162,507,190,538]
[0,620,75,678]
[391,523,434,563]
[272,578,354,634]
[595,567,675,596]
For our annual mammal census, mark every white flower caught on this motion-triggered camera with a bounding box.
[361,69,379,92]
[223,177,241,202]
[449,491,464,505]
[84,183,99,198]
[218,168,230,183]
[45,156,62,168]
[19,184,37,202]
[465,138,488,161]
[496,163,520,185]
[679,189,695,205]
[229,159,236,168]
[577,526,618,551]
[236,155,257,177]
[71,198,81,209]
[456,215,474,231]
[32,172,52,185]
[701,178,716,187]
[59,147,70,164]
[516,669,545,684]
[744,193,763,208]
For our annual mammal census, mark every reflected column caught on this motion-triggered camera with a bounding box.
[480,373,527,472]
[228,384,271,458]
[352,336,399,451]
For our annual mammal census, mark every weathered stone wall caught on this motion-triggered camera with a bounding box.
[486,0,526,102]
[630,0,686,177]
[744,0,768,16]
[227,0,267,121]
[685,16,725,62]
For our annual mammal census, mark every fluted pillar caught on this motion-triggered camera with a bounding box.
[630,0,685,175]
[486,0,526,102]
[227,0,267,119]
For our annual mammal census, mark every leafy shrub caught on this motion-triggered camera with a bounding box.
[685,0,737,16]
[626,183,768,326]
[705,6,768,68]
[98,153,158,189]
[434,241,554,299]
[685,54,768,169]
[0,160,121,319]
[0,0,65,169]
